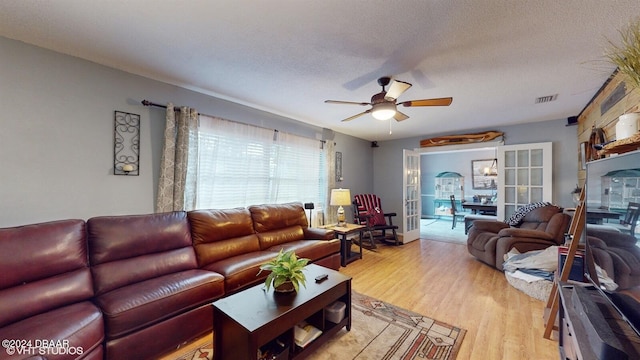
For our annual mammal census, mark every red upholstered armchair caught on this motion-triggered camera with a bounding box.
[353,194,399,247]
[466,204,571,271]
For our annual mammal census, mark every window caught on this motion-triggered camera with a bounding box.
[195,115,327,210]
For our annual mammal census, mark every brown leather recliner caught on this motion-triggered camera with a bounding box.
[587,227,640,290]
[87,212,225,360]
[467,205,571,271]
[0,220,105,360]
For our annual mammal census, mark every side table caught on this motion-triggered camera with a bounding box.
[324,224,365,267]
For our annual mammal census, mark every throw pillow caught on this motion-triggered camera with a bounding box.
[367,206,387,226]
[505,202,553,226]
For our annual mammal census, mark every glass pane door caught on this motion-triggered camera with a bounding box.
[497,142,552,221]
[403,149,421,243]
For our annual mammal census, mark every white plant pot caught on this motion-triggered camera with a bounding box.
[616,113,639,140]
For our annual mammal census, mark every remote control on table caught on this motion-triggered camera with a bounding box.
[315,274,328,283]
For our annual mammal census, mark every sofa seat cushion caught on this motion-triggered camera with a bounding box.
[94,270,224,339]
[203,251,282,293]
[0,301,103,360]
[265,239,341,262]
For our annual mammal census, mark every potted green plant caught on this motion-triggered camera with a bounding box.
[605,17,640,90]
[605,17,640,140]
[258,249,309,293]
[571,185,582,206]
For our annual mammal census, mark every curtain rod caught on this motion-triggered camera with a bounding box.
[141,99,175,110]
[141,99,325,144]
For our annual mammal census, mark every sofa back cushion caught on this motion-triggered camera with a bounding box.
[88,211,196,296]
[249,202,308,249]
[188,208,261,266]
[0,219,93,327]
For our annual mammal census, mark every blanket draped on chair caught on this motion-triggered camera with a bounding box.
[504,202,555,226]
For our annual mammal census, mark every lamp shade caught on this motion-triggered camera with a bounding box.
[330,188,351,206]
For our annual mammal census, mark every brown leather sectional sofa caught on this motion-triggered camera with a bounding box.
[0,202,340,360]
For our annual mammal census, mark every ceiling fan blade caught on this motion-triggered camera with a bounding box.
[341,109,371,122]
[384,80,412,101]
[399,97,453,107]
[325,100,370,106]
[394,111,409,122]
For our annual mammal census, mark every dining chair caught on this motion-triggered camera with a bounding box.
[608,202,640,237]
[449,195,465,230]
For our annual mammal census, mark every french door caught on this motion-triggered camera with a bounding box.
[497,142,553,221]
[403,149,421,243]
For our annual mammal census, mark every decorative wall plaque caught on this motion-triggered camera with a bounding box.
[114,111,140,175]
[600,81,627,115]
[335,151,343,182]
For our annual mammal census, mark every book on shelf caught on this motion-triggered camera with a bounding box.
[294,321,322,348]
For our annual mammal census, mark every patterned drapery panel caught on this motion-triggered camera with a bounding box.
[325,141,337,225]
[156,104,199,212]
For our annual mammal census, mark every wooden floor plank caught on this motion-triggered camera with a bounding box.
[340,238,557,359]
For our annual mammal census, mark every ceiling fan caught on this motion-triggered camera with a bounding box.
[325,76,453,122]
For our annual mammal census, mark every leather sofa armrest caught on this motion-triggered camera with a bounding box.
[303,227,335,240]
[472,220,509,233]
[498,227,555,241]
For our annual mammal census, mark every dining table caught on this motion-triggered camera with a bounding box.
[585,207,622,224]
[563,207,622,224]
[461,201,497,215]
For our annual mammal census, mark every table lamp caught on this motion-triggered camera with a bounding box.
[330,188,351,227]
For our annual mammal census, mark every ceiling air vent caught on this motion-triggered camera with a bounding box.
[535,94,558,104]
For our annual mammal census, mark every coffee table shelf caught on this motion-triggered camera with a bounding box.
[212,264,352,360]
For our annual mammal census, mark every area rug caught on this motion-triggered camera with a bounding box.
[174,291,465,360]
[420,219,467,245]
[505,271,553,301]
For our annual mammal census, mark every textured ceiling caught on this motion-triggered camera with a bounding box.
[1,1,639,141]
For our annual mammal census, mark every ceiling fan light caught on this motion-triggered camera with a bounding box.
[372,102,396,120]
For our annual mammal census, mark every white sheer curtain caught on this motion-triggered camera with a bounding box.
[155,104,199,212]
[196,114,327,211]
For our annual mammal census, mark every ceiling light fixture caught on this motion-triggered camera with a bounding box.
[371,102,396,120]
[483,158,498,176]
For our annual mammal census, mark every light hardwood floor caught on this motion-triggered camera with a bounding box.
[163,237,558,359]
[340,238,558,359]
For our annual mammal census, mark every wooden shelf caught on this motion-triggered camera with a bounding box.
[601,133,640,155]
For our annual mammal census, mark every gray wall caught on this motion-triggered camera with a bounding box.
[329,132,374,222]
[374,120,579,233]
[0,35,580,230]
[0,36,372,227]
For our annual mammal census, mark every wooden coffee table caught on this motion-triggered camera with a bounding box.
[212,264,352,360]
